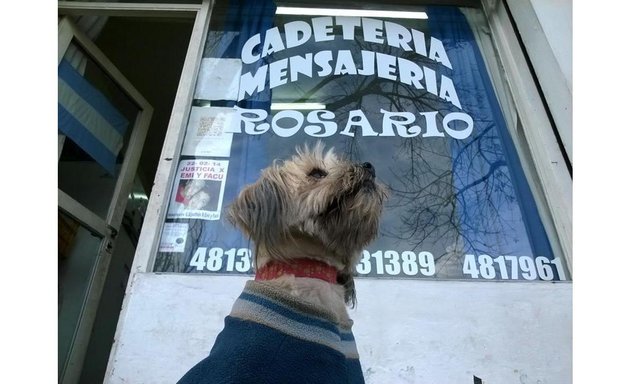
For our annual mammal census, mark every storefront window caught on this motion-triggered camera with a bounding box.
[154,0,568,281]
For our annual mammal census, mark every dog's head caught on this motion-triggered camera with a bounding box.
[227,142,387,303]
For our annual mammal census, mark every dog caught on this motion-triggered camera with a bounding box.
[177,142,387,384]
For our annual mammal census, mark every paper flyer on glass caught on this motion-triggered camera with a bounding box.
[158,222,189,253]
[167,159,229,220]
[193,57,242,100]
[181,106,235,157]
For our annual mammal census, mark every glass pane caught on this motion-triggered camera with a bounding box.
[58,42,139,219]
[155,1,568,282]
[58,211,104,378]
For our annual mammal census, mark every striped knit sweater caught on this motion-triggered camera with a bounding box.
[177,280,365,384]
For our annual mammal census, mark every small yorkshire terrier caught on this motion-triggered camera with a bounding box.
[178,142,387,384]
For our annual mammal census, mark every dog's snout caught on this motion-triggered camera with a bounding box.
[362,162,375,177]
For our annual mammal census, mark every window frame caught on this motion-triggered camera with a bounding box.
[479,0,572,275]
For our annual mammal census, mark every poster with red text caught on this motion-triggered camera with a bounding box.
[167,159,229,221]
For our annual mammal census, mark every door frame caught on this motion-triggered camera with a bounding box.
[58,15,153,384]
[58,1,213,382]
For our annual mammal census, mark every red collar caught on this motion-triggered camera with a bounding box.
[255,258,338,284]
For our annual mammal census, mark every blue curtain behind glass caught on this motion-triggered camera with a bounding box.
[427,6,553,258]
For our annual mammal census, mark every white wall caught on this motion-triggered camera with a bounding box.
[505,0,573,161]
[106,274,571,384]
[529,0,572,91]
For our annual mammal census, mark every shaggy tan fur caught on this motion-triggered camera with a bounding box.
[227,142,387,319]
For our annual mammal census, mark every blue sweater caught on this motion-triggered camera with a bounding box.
[177,280,365,384]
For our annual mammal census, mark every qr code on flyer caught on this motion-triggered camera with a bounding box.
[197,116,223,137]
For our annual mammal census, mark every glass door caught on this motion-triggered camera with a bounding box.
[58,16,153,384]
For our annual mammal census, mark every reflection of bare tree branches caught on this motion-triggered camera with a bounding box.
[384,123,518,259]
[236,29,531,279]
[285,40,522,261]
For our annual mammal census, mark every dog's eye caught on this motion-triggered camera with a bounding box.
[308,168,328,179]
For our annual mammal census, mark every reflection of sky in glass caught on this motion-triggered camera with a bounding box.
[154,4,556,280]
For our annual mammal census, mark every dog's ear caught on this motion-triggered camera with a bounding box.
[337,270,357,307]
[227,168,292,258]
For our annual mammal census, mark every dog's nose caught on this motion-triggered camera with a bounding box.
[362,162,375,177]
